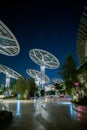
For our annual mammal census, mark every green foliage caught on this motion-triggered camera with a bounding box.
[1,77,40,99]
[54,83,63,92]
[0,83,4,94]
[3,95,16,99]
[58,54,78,95]
[9,80,17,90]
[27,77,36,97]
[14,77,27,97]
[0,110,13,129]
[59,54,77,81]
[72,96,87,105]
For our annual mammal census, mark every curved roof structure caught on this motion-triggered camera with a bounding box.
[29,49,60,69]
[76,7,87,63]
[26,69,50,84]
[0,64,22,79]
[0,20,20,56]
[52,78,64,84]
[77,61,87,72]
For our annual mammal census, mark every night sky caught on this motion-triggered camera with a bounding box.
[0,0,86,85]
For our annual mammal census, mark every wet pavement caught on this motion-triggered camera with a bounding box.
[1,98,87,130]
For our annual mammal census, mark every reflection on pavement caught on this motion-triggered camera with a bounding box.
[16,100,21,117]
[69,104,82,120]
[1,98,87,130]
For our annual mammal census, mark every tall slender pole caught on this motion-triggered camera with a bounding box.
[40,65,45,96]
[5,75,10,87]
[40,65,45,89]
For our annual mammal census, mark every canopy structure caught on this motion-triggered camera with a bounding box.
[76,7,87,63]
[45,84,53,90]
[52,78,64,84]
[29,49,59,69]
[26,69,50,85]
[29,49,60,91]
[0,20,20,56]
[0,64,22,87]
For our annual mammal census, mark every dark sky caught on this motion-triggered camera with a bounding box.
[0,0,86,85]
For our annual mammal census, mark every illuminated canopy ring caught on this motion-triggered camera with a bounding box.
[0,64,22,79]
[52,78,64,84]
[0,20,20,56]
[29,49,60,69]
[26,69,50,84]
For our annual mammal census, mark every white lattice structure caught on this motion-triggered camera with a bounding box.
[0,64,22,87]
[52,78,64,84]
[29,49,60,91]
[45,84,53,91]
[0,20,20,56]
[26,69,50,86]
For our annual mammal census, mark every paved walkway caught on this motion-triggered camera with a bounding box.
[1,98,87,130]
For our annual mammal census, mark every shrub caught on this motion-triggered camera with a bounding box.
[0,110,13,128]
